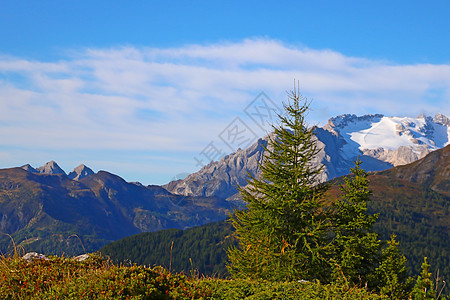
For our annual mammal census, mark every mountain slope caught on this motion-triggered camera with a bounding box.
[376,144,449,196]
[0,167,234,255]
[164,113,449,202]
[354,145,449,277]
[0,168,122,254]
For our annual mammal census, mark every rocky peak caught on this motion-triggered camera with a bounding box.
[323,114,384,132]
[434,113,450,126]
[36,161,66,175]
[163,135,269,205]
[417,113,426,119]
[68,164,95,180]
[21,164,37,173]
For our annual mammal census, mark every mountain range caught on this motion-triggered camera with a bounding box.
[20,161,94,179]
[0,113,448,258]
[0,162,233,255]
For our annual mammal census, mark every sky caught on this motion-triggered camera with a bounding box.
[0,1,449,185]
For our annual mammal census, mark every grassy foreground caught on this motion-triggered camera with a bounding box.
[0,253,387,299]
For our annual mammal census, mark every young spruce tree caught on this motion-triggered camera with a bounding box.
[227,86,329,281]
[411,257,437,300]
[331,160,414,297]
[330,160,381,285]
[374,234,414,299]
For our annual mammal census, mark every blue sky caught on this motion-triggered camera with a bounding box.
[1,1,449,184]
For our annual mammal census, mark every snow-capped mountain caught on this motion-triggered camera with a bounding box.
[164,113,449,204]
[324,113,449,165]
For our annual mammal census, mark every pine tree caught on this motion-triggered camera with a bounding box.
[374,234,414,299]
[330,160,381,286]
[227,87,330,281]
[411,257,437,300]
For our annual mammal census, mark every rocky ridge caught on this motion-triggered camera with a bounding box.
[21,161,95,181]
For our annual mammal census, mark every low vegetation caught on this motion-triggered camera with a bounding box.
[1,253,447,299]
[0,253,391,299]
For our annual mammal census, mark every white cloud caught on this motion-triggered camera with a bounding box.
[0,38,449,183]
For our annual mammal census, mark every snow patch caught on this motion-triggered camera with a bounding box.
[334,115,448,154]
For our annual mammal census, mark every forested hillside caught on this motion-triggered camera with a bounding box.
[100,220,236,276]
